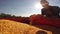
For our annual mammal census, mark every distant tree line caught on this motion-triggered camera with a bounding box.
[0,13,30,24]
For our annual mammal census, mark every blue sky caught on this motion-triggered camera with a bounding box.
[0,0,60,17]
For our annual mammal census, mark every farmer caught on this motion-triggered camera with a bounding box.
[40,0,60,18]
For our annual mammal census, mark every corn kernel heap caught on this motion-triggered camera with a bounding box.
[0,19,52,34]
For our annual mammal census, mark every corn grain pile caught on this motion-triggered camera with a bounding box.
[0,19,52,34]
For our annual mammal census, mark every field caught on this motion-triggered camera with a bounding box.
[0,19,52,34]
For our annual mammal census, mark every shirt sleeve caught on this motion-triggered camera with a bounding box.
[56,6,60,17]
[58,7,60,17]
[59,7,60,13]
[41,9,45,15]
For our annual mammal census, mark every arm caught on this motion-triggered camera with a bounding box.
[41,9,44,15]
[41,9,46,17]
[59,7,60,17]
